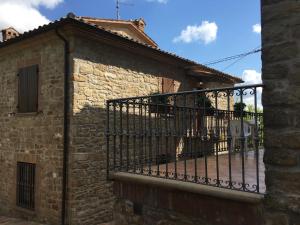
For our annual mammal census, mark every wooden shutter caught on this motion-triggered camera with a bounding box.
[18,65,38,113]
[162,77,175,93]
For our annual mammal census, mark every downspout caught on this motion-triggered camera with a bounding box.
[55,27,70,225]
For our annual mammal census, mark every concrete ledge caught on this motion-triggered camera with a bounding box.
[110,172,264,204]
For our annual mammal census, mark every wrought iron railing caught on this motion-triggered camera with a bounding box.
[106,84,264,193]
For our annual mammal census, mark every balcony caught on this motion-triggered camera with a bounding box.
[106,84,264,194]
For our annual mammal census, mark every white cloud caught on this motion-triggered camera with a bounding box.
[0,0,63,9]
[242,69,262,84]
[252,23,261,34]
[235,70,263,108]
[173,21,218,45]
[146,0,168,3]
[0,0,63,36]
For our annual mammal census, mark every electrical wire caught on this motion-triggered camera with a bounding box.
[222,46,261,71]
[204,46,261,66]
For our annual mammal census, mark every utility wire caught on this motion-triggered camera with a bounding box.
[204,47,261,66]
[222,54,249,71]
[222,46,261,72]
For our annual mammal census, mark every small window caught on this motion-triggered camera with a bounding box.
[16,162,36,210]
[162,77,175,93]
[18,65,39,113]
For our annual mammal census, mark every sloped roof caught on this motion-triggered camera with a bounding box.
[75,16,158,47]
[0,13,243,83]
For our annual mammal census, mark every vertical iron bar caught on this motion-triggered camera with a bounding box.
[31,164,35,209]
[17,163,19,206]
[227,91,233,189]
[169,97,173,178]
[214,91,220,186]
[189,107,192,161]
[183,94,187,181]
[148,98,152,175]
[25,163,27,208]
[193,93,198,183]
[126,101,129,171]
[173,96,177,179]
[165,96,169,178]
[254,87,260,193]
[20,163,22,206]
[119,102,123,170]
[159,98,163,177]
[192,93,199,183]
[24,163,27,207]
[139,98,143,174]
[133,100,136,173]
[25,163,27,207]
[16,163,19,206]
[156,100,160,176]
[203,93,208,184]
[240,88,246,191]
[25,164,27,207]
[21,163,23,206]
[29,164,31,208]
[33,164,35,209]
[144,99,148,172]
[113,102,117,171]
[106,101,110,178]
[30,164,33,208]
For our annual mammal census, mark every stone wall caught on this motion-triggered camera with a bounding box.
[0,34,65,224]
[261,0,300,224]
[68,35,203,225]
[0,27,236,225]
[112,179,263,225]
[67,30,237,224]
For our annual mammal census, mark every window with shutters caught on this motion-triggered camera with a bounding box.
[16,162,36,210]
[18,65,39,113]
[162,77,175,93]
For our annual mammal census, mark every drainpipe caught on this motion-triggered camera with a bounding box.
[55,27,70,225]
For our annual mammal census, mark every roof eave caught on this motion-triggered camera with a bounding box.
[0,16,242,84]
[0,18,71,49]
[185,66,243,84]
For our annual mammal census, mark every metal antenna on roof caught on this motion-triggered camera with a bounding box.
[116,0,120,20]
[116,0,134,20]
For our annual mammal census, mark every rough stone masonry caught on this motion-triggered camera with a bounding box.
[261,0,300,224]
[0,19,235,225]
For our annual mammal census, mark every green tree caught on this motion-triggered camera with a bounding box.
[245,104,263,113]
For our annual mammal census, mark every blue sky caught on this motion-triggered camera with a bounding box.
[0,0,261,81]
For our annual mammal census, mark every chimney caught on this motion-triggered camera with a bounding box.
[1,27,19,41]
[133,18,146,32]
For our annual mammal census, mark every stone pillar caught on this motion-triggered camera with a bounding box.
[261,0,300,224]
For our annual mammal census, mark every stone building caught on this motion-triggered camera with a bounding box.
[0,13,241,225]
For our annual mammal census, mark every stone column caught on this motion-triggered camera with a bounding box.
[261,0,300,224]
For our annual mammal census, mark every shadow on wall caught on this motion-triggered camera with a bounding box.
[69,104,114,224]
